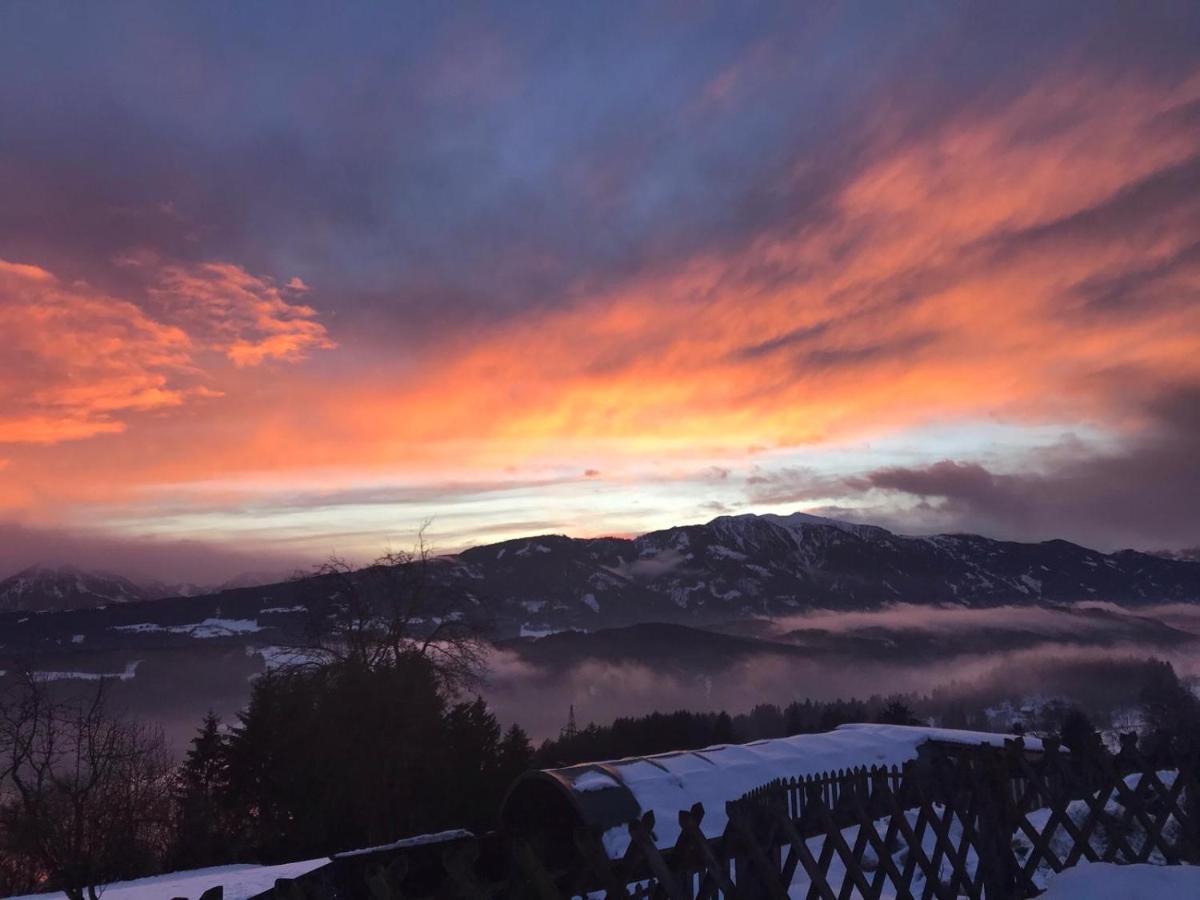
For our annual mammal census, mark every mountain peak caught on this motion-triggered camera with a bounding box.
[0,563,148,613]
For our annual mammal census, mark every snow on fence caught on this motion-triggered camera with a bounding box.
[258,732,1199,899]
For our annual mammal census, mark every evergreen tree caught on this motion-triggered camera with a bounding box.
[712,711,736,744]
[877,697,922,726]
[171,712,232,869]
[1138,660,1200,755]
[217,653,525,861]
[1056,706,1098,755]
[499,723,534,781]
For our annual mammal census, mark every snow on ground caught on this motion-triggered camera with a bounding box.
[519,624,568,638]
[5,858,328,900]
[248,644,317,670]
[782,769,1187,898]
[112,618,262,638]
[31,660,141,682]
[1039,862,1200,899]
[582,723,1040,856]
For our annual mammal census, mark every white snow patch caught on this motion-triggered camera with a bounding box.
[1040,862,1200,899]
[707,545,748,561]
[189,618,262,638]
[334,828,473,858]
[581,593,600,613]
[5,858,329,900]
[249,645,316,670]
[112,618,262,638]
[573,771,622,792]
[520,624,566,638]
[33,660,141,682]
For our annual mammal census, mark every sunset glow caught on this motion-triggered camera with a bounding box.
[1,4,1198,579]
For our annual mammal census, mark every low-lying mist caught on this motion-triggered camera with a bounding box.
[480,603,1200,741]
[14,601,1198,755]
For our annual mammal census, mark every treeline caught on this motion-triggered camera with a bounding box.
[534,658,1200,769]
[534,696,921,767]
[175,656,532,867]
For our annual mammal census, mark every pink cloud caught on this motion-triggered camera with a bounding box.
[0,256,333,445]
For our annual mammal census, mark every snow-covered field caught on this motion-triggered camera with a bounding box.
[1038,862,1200,898]
[4,858,327,900]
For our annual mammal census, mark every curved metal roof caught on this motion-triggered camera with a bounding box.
[502,723,1040,858]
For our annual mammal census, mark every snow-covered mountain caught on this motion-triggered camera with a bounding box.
[4,512,1198,624]
[429,512,1200,635]
[0,565,283,610]
[0,564,149,612]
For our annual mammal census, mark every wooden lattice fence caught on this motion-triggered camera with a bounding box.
[263,734,1200,900]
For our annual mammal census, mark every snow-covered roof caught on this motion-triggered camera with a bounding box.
[504,723,1041,858]
[334,828,473,858]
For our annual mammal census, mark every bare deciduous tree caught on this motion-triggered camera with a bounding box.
[291,529,489,689]
[0,673,172,900]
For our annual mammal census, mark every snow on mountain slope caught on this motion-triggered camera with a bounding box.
[436,512,1200,635]
[0,564,148,612]
[4,512,1198,630]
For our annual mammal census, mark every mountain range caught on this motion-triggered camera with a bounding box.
[3,512,1198,628]
[4,511,1198,752]
[0,564,282,613]
[433,512,1200,635]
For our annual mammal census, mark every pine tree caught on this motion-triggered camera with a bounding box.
[498,724,534,782]
[876,697,922,726]
[712,711,736,744]
[172,711,231,869]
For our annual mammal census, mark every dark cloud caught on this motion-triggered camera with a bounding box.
[3,2,1195,345]
[0,522,302,584]
[752,386,1200,551]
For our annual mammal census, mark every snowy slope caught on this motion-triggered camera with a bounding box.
[4,858,328,900]
[0,564,148,612]
[1040,862,1200,899]
[436,512,1200,634]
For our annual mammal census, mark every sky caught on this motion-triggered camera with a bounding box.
[1,2,1199,581]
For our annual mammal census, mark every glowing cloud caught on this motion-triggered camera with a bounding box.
[0,257,332,445]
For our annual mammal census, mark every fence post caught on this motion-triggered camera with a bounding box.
[727,799,787,900]
[1174,746,1200,865]
[974,746,1019,899]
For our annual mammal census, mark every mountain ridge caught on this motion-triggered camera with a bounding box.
[3,512,1197,621]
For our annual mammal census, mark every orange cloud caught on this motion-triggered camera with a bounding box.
[361,68,1200,457]
[2,66,1199,546]
[145,260,334,366]
[0,257,332,445]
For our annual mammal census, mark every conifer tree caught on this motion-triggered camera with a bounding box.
[171,711,232,868]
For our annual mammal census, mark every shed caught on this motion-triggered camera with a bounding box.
[500,723,1041,862]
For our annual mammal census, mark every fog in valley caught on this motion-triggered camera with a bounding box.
[18,601,1193,755]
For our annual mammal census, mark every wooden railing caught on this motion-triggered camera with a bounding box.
[261,734,1200,899]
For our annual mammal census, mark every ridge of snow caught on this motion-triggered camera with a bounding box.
[551,723,1040,857]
